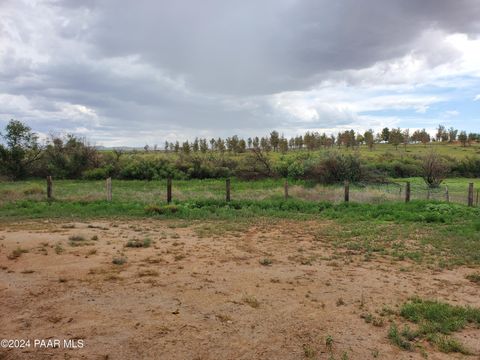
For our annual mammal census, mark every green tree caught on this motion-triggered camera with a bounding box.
[216,138,226,153]
[269,131,280,151]
[381,127,390,142]
[44,134,98,178]
[447,127,458,143]
[192,138,199,152]
[436,125,449,142]
[279,137,289,153]
[389,128,403,150]
[181,141,190,154]
[356,134,364,146]
[199,138,209,153]
[364,129,374,150]
[412,129,430,147]
[402,129,410,149]
[238,139,246,153]
[458,131,468,147]
[0,119,42,180]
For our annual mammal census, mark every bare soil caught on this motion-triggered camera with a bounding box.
[0,219,479,360]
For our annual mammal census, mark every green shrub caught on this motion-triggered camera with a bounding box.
[144,204,179,215]
[453,156,480,177]
[112,256,127,265]
[23,185,44,195]
[82,167,111,180]
[388,324,413,351]
[126,238,151,248]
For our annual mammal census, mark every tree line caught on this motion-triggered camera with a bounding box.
[1,119,479,182]
[156,126,479,155]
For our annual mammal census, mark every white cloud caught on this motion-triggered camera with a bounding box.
[442,110,460,117]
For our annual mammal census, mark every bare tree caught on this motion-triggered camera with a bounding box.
[236,147,273,179]
[422,151,449,188]
[112,148,124,162]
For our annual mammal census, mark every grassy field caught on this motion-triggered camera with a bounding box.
[123,142,480,161]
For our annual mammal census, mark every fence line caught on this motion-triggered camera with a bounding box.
[38,177,478,207]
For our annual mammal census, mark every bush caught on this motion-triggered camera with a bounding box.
[304,152,364,183]
[82,166,112,180]
[369,159,421,178]
[23,185,44,195]
[112,257,127,265]
[126,238,151,248]
[120,160,157,180]
[453,156,480,177]
[144,204,180,215]
[41,134,98,179]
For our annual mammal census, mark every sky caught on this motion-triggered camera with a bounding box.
[1,0,480,147]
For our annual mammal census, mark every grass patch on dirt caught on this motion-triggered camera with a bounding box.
[7,247,29,260]
[466,273,480,284]
[68,234,94,247]
[112,256,127,265]
[243,295,260,308]
[388,297,480,355]
[126,238,151,248]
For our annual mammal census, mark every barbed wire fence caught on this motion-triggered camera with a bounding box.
[30,177,479,207]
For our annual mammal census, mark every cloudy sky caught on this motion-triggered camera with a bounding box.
[1,0,480,146]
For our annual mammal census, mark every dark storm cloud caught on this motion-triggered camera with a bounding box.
[1,0,480,145]
[70,0,480,94]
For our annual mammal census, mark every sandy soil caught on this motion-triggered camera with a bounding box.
[0,219,479,360]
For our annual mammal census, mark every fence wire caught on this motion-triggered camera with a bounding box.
[0,179,478,207]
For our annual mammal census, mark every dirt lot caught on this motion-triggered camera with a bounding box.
[0,219,479,360]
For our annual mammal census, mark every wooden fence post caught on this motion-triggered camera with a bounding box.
[106,177,112,202]
[46,176,53,200]
[344,180,349,202]
[167,178,172,204]
[445,185,449,203]
[284,179,289,200]
[405,182,410,203]
[226,178,231,202]
[468,183,474,207]
[476,189,479,207]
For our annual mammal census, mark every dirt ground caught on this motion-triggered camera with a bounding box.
[0,219,479,360]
